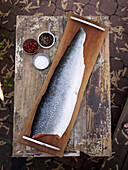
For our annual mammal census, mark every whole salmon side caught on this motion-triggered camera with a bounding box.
[31,28,86,139]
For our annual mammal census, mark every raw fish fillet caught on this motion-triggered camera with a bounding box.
[31,28,86,139]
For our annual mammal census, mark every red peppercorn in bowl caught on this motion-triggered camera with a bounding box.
[23,38,38,54]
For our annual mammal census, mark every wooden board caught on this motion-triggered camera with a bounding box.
[13,13,111,157]
[17,12,110,157]
[101,98,128,169]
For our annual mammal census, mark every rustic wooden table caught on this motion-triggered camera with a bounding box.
[101,97,128,169]
[13,15,111,157]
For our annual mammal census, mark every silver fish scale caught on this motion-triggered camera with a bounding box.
[31,28,86,138]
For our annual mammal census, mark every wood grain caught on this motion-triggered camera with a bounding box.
[101,98,128,169]
[13,13,111,157]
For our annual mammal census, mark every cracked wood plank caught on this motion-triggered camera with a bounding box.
[13,15,111,157]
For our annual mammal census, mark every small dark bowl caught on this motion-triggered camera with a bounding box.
[38,31,55,49]
[23,38,38,54]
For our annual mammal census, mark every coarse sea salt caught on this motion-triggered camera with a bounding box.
[34,54,49,70]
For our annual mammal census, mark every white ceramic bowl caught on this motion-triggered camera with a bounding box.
[33,53,50,70]
[38,31,55,49]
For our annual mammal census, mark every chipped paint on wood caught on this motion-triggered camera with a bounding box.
[15,37,23,74]
[13,16,111,157]
[71,16,111,156]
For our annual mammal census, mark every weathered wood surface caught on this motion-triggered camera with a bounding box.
[17,12,109,157]
[101,98,128,169]
[73,16,111,157]
[13,15,111,157]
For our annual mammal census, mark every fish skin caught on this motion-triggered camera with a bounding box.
[31,28,86,139]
